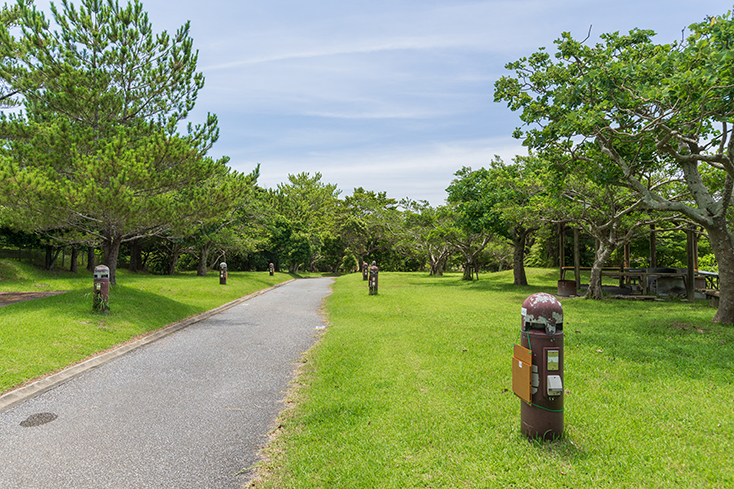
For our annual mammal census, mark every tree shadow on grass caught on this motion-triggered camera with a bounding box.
[418,275,555,305]
[0,285,205,333]
[566,300,733,379]
[413,271,733,381]
[0,261,21,282]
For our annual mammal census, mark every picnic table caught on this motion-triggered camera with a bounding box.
[561,266,719,298]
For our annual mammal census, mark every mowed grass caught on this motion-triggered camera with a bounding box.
[256,269,734,488]
[0,259,292,393]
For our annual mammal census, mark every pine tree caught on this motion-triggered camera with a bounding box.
[0,0,251,284]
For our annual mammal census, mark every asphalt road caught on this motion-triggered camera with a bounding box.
[0,277,333,488]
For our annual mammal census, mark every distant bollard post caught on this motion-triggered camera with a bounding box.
[512,293,565,440]
[93,265,110,312]
[219,262,228,285]
[362,262,369,281]
[368,263,379,295]
[269,263,274,276]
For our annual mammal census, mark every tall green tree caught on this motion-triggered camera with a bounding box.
[441,205,493,281]
[338,187,398,270]
[0,3,23,109]
[446,157,543,285]
[266,172,341,272]
[495,10,734,322]
[185,165,260,276]
[0,0,234,284]
[396,199,455,276]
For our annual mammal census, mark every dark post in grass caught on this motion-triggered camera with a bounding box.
[269,262,274,276]
[362,262,369,281]
[219,262,228,285]
[93,265,110,312]
[512,293,564,440]
[368,262,379,295]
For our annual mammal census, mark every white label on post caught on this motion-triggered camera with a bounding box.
[547,350,559,371]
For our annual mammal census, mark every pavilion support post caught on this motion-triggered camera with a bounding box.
[574,227,580,290]
[687,229,696,301]
[559,223,566,280]
[650,225,657,268]
[624,242,631,286]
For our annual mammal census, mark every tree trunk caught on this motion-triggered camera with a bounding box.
[44,246,61,270]
[70,246,78,273]
[437,255,447,276]
[586,241,615,300]
[462,263,474,281]
[197,242,212,277]
[102,231,122,285]
[129,240,143,272]
[87,247,95,272]
[167,251,181,275]
[706,219,734,324]
[513,232,528,286]
[429,253,439,276]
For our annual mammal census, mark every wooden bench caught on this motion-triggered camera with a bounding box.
[700,289,720,307]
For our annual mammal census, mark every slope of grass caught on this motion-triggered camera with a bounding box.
[255,269,734,488]
[0,260,292,393]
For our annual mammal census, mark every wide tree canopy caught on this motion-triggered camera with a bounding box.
[494,9,734,322]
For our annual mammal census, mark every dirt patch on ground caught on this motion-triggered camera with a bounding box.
[0,291,68,307]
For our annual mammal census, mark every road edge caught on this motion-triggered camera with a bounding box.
[0,279,296,414]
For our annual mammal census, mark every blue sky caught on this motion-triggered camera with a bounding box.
[35,0,734,204]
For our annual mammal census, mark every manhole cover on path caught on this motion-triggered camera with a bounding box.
[20,413,58,428]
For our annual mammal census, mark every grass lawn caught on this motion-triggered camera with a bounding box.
[0,259,292,394]
[254,269,734,488]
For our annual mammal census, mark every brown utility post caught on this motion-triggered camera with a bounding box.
[514,293,565,440]
[219,262,227,285]
[368,263,379,295]
[93,265,110,312]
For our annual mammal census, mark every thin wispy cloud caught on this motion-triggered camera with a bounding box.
[203,36,471,71]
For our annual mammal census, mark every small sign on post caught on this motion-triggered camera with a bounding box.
[512,344,532,403]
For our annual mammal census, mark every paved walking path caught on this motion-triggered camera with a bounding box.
[0,277,333,488]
